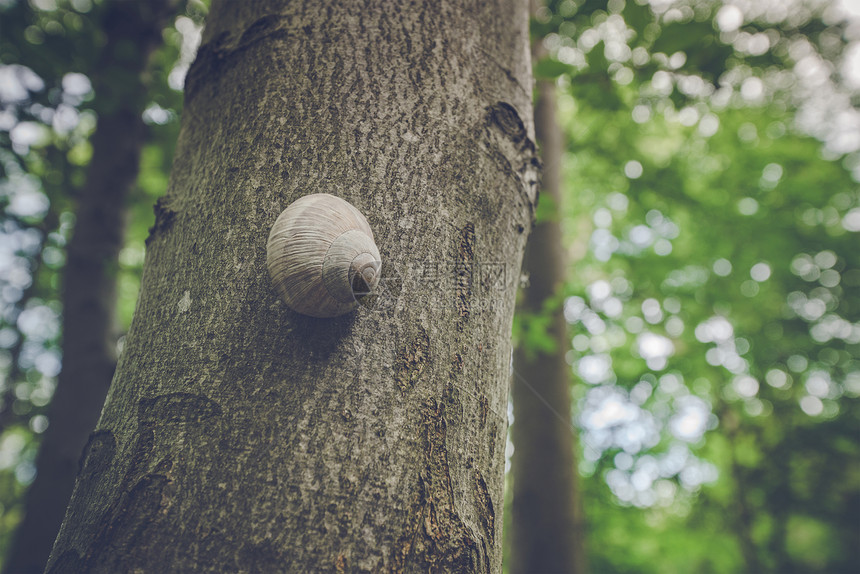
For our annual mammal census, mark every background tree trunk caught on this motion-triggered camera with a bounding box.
[3,2,176,573]
[509,31,587,574]
[47,1,536,572]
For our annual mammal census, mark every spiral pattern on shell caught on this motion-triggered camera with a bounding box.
[267,193,382,318]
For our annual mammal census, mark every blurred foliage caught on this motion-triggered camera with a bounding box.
[0,0,858,572]
[0,0,205,562]
[513,0,860,573]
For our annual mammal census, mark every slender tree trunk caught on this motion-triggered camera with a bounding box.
[509,30,587,574]
[48,1,536,572]
[4,3,176,573]
[725,422,765,574]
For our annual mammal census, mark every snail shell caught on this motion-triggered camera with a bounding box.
[267,193,382,318]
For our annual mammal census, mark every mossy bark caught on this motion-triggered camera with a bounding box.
[48,1,536,572]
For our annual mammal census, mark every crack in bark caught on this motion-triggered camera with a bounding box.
[474,469,495,544]
[335,553,348,573]
[389,397,487,573]
[456,223,475,331]
[393,327,430,393]
[479,395,489,428]
[487,102,526,143]
[485,102,540,216]
[146,196,177,246]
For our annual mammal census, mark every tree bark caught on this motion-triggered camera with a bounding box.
[48,1,536,572]
[3,2,176,573]
[509,35,587,574]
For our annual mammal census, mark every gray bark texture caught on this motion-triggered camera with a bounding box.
[47,1,536,572]
[510,40,587,574]
[4,2,175,573]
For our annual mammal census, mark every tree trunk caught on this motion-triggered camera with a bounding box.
[3,3,176,573]
[47,1,536,572]
[509,38,587,574]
